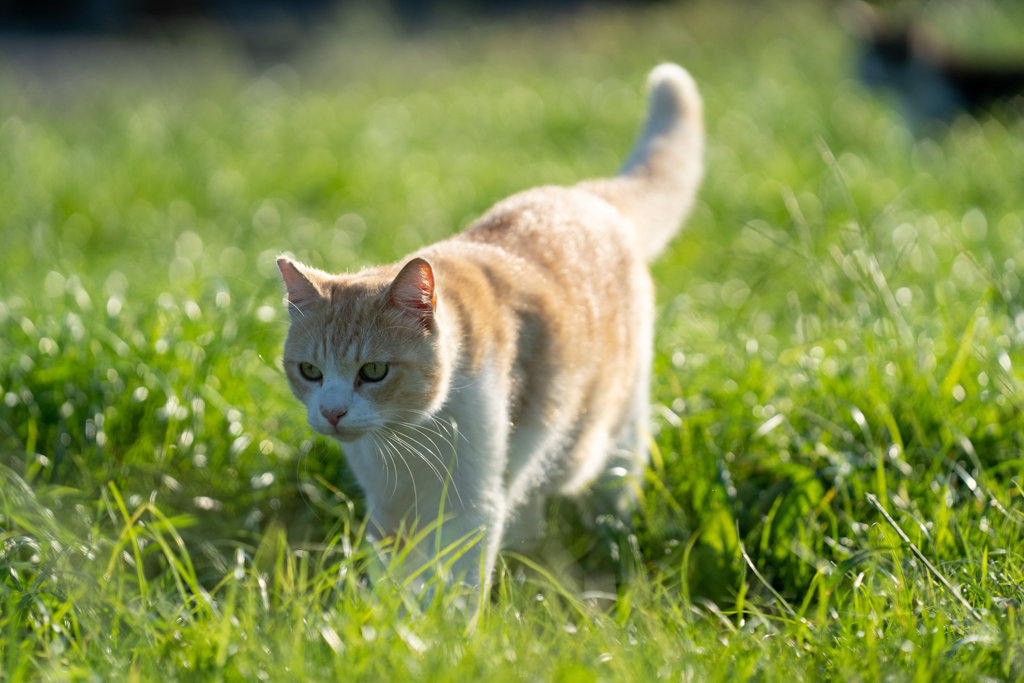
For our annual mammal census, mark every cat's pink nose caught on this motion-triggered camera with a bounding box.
[321,407,348,427]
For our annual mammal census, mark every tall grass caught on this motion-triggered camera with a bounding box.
[3,0,1024,679]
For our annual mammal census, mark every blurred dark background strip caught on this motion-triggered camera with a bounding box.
[0,0,664,34]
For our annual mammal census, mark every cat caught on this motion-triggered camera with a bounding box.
[277,63,704,588]
[844,1,1024,125]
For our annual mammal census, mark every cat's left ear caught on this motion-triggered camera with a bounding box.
[387,257,436,328]
[278,257,322,317]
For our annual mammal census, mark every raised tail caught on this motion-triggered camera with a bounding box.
[579,63,704,261]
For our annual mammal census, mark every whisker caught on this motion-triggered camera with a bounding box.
[374,428,406,503]
[379,430,418,517]
[399,408,457,437]
[400,409,468,461]
[394,420,461,478]
[366,432,392,498]
[385,412,459,454]
[390,410,464,474]
[383,426,464,507]
[385,427,444,483]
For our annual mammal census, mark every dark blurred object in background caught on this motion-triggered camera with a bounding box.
[843,1,1024,124]
[0,0,658,34]
[0,0,665,71]
[0,0,332,33]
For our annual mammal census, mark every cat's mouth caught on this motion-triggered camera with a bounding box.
[314,421,373,442]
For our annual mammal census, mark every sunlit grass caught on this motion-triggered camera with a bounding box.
[3,0,1024,679]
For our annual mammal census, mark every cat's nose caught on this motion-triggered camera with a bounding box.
[321,407,348,427]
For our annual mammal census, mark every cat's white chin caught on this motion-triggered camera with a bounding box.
[330,429,367,443]
[309,422,371,442]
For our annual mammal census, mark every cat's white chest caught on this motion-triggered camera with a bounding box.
[347,358,510,519]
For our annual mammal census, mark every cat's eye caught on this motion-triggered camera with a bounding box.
[359,362,388,382]
[299,362,322,382]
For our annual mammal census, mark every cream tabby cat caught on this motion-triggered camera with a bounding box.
[278,63,704,586]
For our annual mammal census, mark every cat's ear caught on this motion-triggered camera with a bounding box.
[387,257,436,327]
[277,257,322,316]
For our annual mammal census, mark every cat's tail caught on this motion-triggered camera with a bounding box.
[579,63,704,262]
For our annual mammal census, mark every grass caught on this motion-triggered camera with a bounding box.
[3,0,1024,679]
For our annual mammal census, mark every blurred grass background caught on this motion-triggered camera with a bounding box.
[3,0,1024,679]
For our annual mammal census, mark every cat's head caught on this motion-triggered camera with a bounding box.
[277,256,449,442]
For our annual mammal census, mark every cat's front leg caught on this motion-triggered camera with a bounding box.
[422,413,509,587]
[353,399,511,587]
[424,375,512,588]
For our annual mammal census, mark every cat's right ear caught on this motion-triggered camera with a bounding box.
[278,257,321,317]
